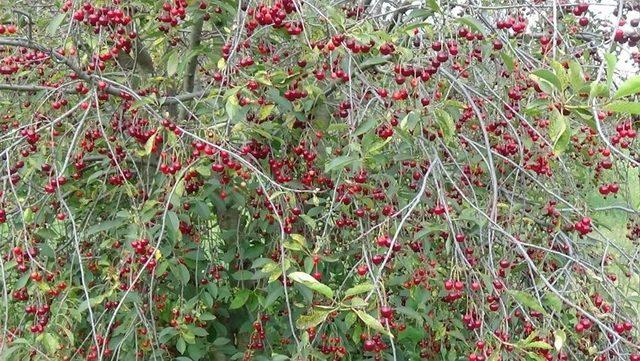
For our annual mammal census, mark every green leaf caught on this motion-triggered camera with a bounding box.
[192,327,209,337]
[549,110,570,153]
[226,94,240,121]
[400,111,419,131]
[605,53,616,88]
[283,241,303,251]
[344,283,374,298]
[525,341,553,350]
[167,211,180,239]
[288,272,333,298]
[427,0,441,12]
[167,51,180,77]
[40,333,60,354]
[544,293,563,312]
[353,309,393,338]
[176,337,186,354]
[259,104,275,120]
[355,118,377,136]
[568,61,584,90]
[86,219,125,236]
[232,270,253,281]
[15,273,30,289]
[434,109,455,141]
[456,17,488,35]
[531,69,561,92]
[613,75,640,99]
[142,132,158,155]
[509,290,545,313]
[361,56,389,68]
[47,13,66,36]
[554,329,566,351]
[325,155,358,173]
[213,337,230,346]
[159,328,179,343]
[396,306,424,326]
[605,101,640,115]
[174,263,190,284]
[295,308,332,329]
[500,52,515,72]
[229,289,251,309]
[199,312,215,321]
[290,234,306,247]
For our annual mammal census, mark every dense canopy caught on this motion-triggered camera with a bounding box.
[1,0,640,360]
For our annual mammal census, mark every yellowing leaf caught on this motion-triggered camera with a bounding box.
[288,272,333,298]
[354,309,393,338]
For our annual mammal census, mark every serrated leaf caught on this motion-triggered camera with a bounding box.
[525,341,553,350]
[259,104,275,120]
[427,0,441,12]
[290,234,306,246]
[15,273,30,289]
[531,69,561,92]
[226,94,240,121]
[568,61,584,90]
[509,290,545,313]
[325,155,358,173]
[40,333,60,354]
[355,118,378,136]
[361,56,389,68]
[229,289,251,309]
[605,101,640,114]
[144,132,157,155]
[613,75,640,99]
[283,241,303,251]
[435,109,455,141]
[86,219,125,236]
[176,337,186,354]
[213,337,230,346]
[174,263,190,284]
[353,309,393,338]
[288,272,333,298]
[232,270,253,281]
[167,211,180,240]
[549,110,570,153]
[544,293,563,312]
[296,308,332,329]
[400,111,419,131]
[192,327,209,337]
[344,283,374,298]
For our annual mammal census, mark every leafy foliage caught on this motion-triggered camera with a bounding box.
[0,1,640,361]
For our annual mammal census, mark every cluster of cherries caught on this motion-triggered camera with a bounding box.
[318,334,346,359]
[598,182,620,196]
[495,16,528,34]
[25,302,50,334]
[156,1,188,32]
[247,317,269,351]
[573,217,593,237]
[129,238,158,271]
[611,120,637,148]
[442,279,466,303]
[244,0,301,36]
[361,333,389,356]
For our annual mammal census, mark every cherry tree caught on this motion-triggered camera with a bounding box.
[1,0,640,360]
